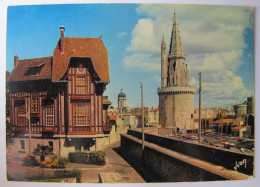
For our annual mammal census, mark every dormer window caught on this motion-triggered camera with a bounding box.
[24,62,46,76]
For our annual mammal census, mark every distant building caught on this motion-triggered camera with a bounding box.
[233,103,247,116]
[108,106,119,116]
[158,12,196,132]
[118,89,127,113]
[232,126,250,138]
[148,108,159,126]
[218,107,235,117]
[247,96,255,115]
[193,108,218,130]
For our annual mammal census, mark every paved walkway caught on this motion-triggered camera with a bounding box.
[7,141,145,183]
[69,141,145,183]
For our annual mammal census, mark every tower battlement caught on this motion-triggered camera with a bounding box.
[158,86,196,95]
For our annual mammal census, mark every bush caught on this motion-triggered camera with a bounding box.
[41,156,68,168]
[22,155,40,167]
[24,169,81,183]
[33,144,53,155]
[68,152,88,164]
[89,151,106,166]
[54,168,81,183]
[68,151,106,165]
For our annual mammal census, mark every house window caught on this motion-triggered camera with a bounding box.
[48,141,53,151]
[46,104,54,126]
[20,140,25,150]
[17,103,26,126]
[76,75,86,94]
[73,104,90,126]
[31,94,39,113]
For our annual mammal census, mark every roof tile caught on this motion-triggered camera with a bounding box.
[7,56,52,81]
[52,37,109,82]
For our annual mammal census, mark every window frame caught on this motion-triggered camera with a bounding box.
[73,104,90,126]
[46,103,54,126]
[76,75,87,95]
[31,94,40,113]
[17,101,26,126]
[20,140,25,150]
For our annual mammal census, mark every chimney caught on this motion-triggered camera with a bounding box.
[59,26,65,53]
[14,54,19,67]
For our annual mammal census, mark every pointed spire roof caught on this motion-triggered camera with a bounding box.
[161,34,166,47]
[169,11,185,58]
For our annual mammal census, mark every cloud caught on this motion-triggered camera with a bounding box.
[123,4,254,107]
[126,18,158,53]
[199,70,252,107]
[118,32,128,38]
[123,53,160,71]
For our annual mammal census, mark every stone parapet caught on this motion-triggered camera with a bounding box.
[121,133,251,181]
[125,130,254,176]
[158,86,196,95]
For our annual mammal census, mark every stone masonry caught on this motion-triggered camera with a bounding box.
[158,12,196,132]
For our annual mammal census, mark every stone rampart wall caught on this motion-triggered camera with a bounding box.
[120,134,250,182]
[127,130,254,175]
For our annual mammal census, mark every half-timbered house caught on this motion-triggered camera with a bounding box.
[7,26,112,157]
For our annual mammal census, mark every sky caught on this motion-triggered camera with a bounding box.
[5,3,255,109]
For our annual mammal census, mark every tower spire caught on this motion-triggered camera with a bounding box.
[169,11,185,58]
[161,35,167,87]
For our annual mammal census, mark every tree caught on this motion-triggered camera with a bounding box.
[34,144,53,162]
[6,71,13,147]
[6,120,13,147]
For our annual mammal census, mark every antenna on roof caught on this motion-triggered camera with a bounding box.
[100,35,102,38]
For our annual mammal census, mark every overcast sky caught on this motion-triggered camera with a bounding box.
[5,3,255,109]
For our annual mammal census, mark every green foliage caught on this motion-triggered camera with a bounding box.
[23,169,81,183]
[68,151,106,165]
[68,152,88,164]
[54,169,81,183]
[57,157,68,168]
[6,120,13,147]
[41,156,68,168]
[89,151,106,166]
[33,144,53,155]
[22,155,40,167]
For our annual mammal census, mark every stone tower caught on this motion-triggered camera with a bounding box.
[158,12,196,132]
[118,89,127,113]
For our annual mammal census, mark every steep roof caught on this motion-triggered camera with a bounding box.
[169,11,185,58]
[213,119,234,124]
[7,56,52,82]
[52,37,110,82]
[233,126,247,130]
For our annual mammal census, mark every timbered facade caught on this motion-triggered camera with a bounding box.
[7,27,111,156]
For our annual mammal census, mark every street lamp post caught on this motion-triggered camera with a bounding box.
[141,82,145,151]
[198,72,202,143]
